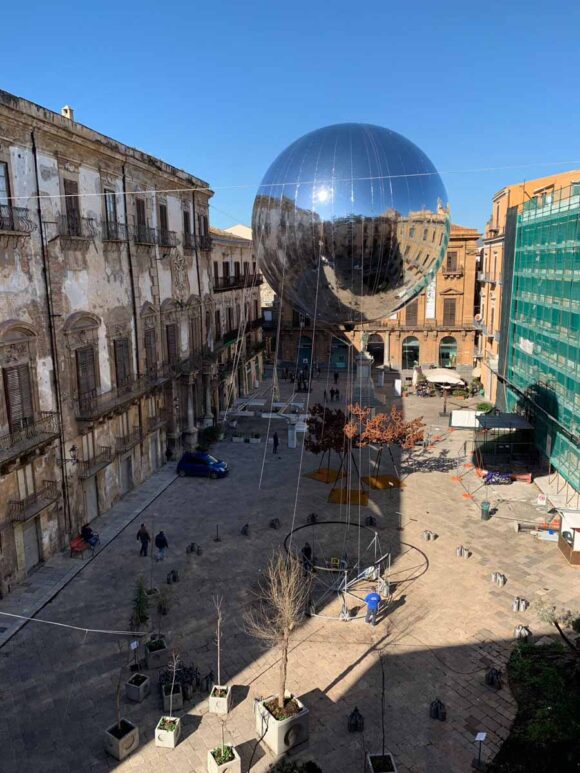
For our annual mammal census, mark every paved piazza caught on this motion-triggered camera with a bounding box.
[0,375,575,773]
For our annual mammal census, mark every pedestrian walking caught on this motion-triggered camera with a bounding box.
[317,364,321,378]
[273,431,280,454]
[323,389,328,402]
[364,588,381,625]
[329,387,335,402]
[301,542,313,573]
[333,371,339,385]
[335,387,340,402]
[155,530,169,561]
[137,524,151,557]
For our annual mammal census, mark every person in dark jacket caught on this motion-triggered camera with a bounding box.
[136,524,151,557]
[155,530,169,561]
[81,524,99,548]
[273,431,280,454]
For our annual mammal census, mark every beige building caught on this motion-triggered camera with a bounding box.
[0,90,256,591]
[278,224,480,376]
[209,227,264,408]
[480,170,580,403]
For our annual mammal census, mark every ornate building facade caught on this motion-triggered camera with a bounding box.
[277,224,480,376]
[0,91,260,591]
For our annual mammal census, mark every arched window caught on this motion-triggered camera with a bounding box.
[367,334,384,365]
[298,336,312,367]
[0,322,38,432]
[439,336,457,368]
[402,336,420,370]
[331,338,349,370]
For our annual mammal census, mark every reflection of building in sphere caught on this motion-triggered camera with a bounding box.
[252,123,450,325]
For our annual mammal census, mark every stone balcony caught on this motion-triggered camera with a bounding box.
[77,446,113,479]
[75,368,171,422]
[0,412,60,468]
[115,428,143,455]
[9,480,60,522]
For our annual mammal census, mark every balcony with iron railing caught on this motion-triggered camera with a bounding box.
[158,228,177,248]
[75,369,170,421]
[213,273,264,293]
[442,264,464,277]
[133,224,158,245]
[249,316,264,329]
[9,480,60,522]
[115,427,143,455]
[0,412,60,467]
[77,446,113,479]
[197,234,212,251]
[223,327,239,345]
[183,232,195,250]
[102,220,129,242]
[57,214,97,239]
[145,410,168,434]
[0,204,34,234]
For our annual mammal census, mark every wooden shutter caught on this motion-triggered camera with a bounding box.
[144,328,157,373]
[446,251,458,272]
[443,298,456,326]
[213,263,219,286]
[166,324,178,364]
[3,364,34,430]
[114,338,130,387]
[64,179,80,235]
[136,199,146,227]
[76,346,97,397]
[159,204,168,233]
[405,300,418,326]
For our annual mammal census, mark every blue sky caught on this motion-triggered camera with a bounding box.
[2,0,579,230]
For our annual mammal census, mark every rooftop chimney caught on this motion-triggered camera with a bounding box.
[61,105,74,121]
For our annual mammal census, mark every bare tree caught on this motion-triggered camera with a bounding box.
[245,551,311,711]
[213,594,224,685]
[536,602,580,656]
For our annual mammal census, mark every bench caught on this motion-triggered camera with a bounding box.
[70,536,93,559]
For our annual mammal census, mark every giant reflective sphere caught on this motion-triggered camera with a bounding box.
[252,123,450,325]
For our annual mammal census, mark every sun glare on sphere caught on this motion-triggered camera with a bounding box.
[315,186,332,204]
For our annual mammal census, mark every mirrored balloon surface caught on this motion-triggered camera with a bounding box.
[252,123,450,325]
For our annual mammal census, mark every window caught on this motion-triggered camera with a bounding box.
[144,328,157,375]
[405,299,418,326]
[223,262,230,279]
[3,364,34,431]
[136,199,146,228]
[159,203,168,233]
[190,316,202,353]
[423,228,428,240]
[234,261,241,279]
[76,346,97,398]
[64,179,81,235]
[443,298,456,326]
[446,251,458,272]
[81,432,96,461]
[0,162,13,230]
[213,263,219,287]
[165,324,178,365]
[409,226,415,238]
[254,300,259,320]
[104,189,117,226]
[572,183,580,196]
[114,338,131,388]
[214,310,221,337]
[183,210,191,245]
[243,261,249,275]
[227,307,234,331]
[17,463,35,500]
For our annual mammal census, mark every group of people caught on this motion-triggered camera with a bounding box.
[323,387,341,403]
[136,524,169,561]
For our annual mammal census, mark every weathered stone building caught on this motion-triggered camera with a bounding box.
[0,91,260,590]
[277,223,480,377]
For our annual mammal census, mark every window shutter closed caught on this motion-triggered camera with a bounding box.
[166,324,178,364]
[443,298,456,326]
[405,300,418,326]
[446,251,458,272]
[114,338,130,387]
[76,347,97,398]
[3,364,34,430]
[144,328,157,373]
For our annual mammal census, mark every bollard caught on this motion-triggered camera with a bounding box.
[456,546,465,558]
[496,573,507,587]
[481,500,491,521]
[518,598,528,612]
[512,597,520,613]
[484,667,503,690]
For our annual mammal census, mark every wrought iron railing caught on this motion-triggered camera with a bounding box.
[58,214,97,239]
[249,316,264,329]
[116,427,142,454]
[0,412,59,464]
[197,234,212,251]
[213,273,264,293]
[158,228,177,247]
[134,224,158,245]
[145,410,168,434]
[102,220,128,241]
[0,204,34,233]
[75,370,170,421]
[77,446,113,479]
[9,480,59,522]
[183,232,195,250]
[223,328,239,345]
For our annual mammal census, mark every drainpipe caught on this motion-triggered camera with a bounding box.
[31,130,72,535]
[121,165,143,441]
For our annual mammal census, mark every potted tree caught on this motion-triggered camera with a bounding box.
[155,651,182,748]
[246,551,311,757]
[104,644,140,760]
[209,595,232,715]
[130,576,150,630]
[207,720,241,773]
[145,635,169,668]
[366,753,398,772]
[125,672,150,703]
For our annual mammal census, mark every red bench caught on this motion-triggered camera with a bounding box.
[70,536,92,558]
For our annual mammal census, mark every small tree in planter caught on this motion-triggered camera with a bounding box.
[209,595,232,714]
[207,719,241,773]
[155,650,182,749]
[537,603,580,656]
[245,550,311,756]
[104,642,140,760]
[130,576,150,630]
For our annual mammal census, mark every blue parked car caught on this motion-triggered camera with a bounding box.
[176,451,229,479]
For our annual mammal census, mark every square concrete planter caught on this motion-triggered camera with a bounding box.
[104,718,139,760]
[248,436,261,444]
[145,637,169,668]
[209,684,232,715]
[126,673,150,703]
[366,752,398,772]
[162,682,183,712]
[207,744,241,773]
[155,716,181,749]
[232,436,244,443]
[255,694,309,757]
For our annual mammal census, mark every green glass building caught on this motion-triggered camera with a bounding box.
[498,183,580,493]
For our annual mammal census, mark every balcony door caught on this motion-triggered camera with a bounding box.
[63,179,81,236]
[3,364,34,433]
[76,347,97,403]
[114,338,131,389]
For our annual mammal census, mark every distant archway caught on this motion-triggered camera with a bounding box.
[298,335,312,367]
[439,336,457,368]
[402,336,420,369]
[331,338,349,370]
[367,334,384,365]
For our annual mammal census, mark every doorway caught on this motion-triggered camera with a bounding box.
[367,334,385,365]
[402,336,420,369]
[119,455,133,495]
[83,476,99,523]
[22,519,41,572]
[439,336,458,368]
